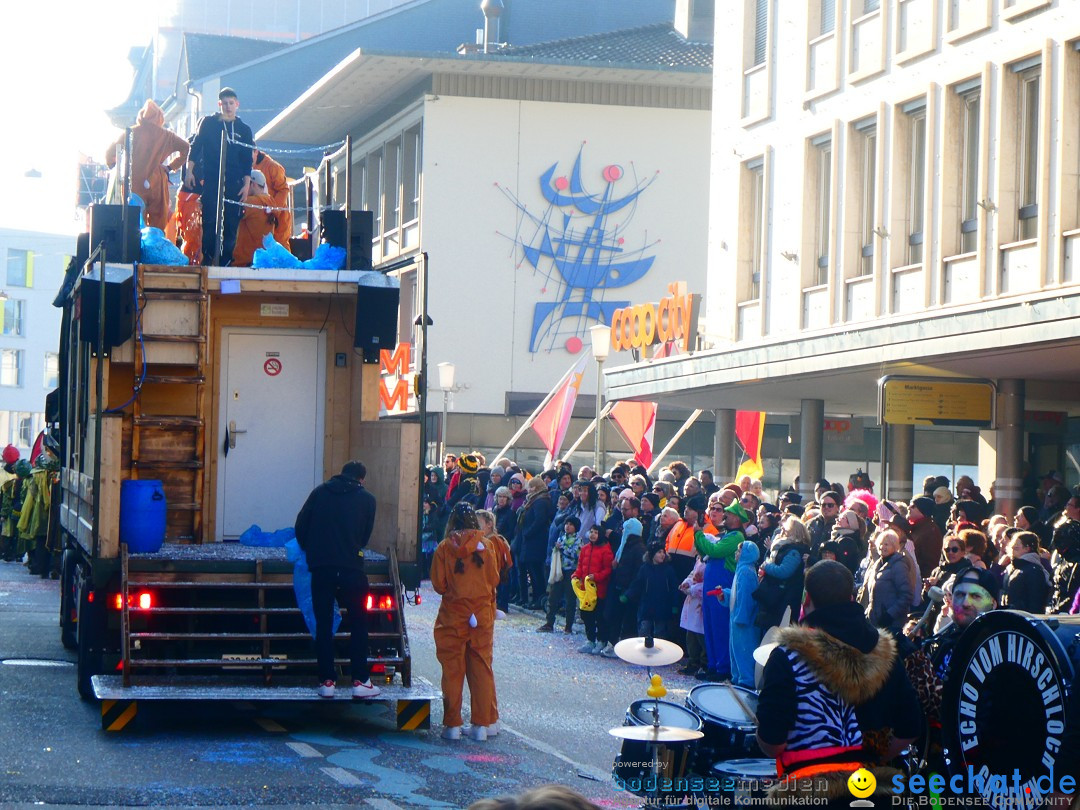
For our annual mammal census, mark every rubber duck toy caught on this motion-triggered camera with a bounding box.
[646,674,666,699]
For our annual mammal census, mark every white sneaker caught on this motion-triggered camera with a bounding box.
[600,643,616,658]
[495,609,507,620]
[441,726,462,740]
[577,641,596,653]
[352,679,381,699]
[466,725,488,741]
[486,721,500,737]
[318,680,336,698]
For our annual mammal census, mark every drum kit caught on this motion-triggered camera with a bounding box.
[608,635,773,807]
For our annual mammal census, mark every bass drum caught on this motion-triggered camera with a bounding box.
[941,610,1078,802]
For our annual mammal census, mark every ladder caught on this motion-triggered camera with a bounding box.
[130,266,209,543]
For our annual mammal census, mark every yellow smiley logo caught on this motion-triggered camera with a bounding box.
[848,768,876,799]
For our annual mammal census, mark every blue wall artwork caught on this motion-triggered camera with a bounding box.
[498,146,659,354]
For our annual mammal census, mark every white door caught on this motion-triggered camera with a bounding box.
[218,330,325,538]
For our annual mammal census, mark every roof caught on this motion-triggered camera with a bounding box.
[257,47,711,144]
[496,23,713,69]
[182,32,286,82]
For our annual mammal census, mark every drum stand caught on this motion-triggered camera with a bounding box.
[608,636,703,809]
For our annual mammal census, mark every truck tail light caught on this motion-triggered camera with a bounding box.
[365,593,395,612]
[110,591,155,610]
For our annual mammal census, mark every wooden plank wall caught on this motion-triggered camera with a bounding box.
[354,421,420,565]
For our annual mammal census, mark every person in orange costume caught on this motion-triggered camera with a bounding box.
[231,170,277,267]
[175,189,203,264]
[105,100,189,230]
[253,150,292,245]
[431,502,501,741]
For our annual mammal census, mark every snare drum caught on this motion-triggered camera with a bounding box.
[941,611,1079,797]
[612,699,702,799]
[685,683,761,773]
[707,759,776,806]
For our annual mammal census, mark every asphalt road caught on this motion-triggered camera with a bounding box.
[0,560,710,808]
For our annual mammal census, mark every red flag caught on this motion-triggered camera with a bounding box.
[531,357,588,463]
[734,411,766,480]
[609,400,658,469]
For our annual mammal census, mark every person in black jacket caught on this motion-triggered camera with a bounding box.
[1002,530,1050,613]
[185,87,255,265]
[294,460,379,699]
[621,541,680,640]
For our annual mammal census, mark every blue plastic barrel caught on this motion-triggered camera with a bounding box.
[119,479,167,553]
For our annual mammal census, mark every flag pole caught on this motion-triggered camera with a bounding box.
[492,354,590,463]
[562,401,615,457]
[647,409,704,474]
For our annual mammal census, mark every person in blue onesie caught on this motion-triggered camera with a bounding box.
[720,540,761,689]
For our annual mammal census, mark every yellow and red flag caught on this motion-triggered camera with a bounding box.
[609,401,658,469]
[532,356,588,465]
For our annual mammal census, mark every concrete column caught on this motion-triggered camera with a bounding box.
[995,379,1025,518]
[799,399,824,503]
[887,424,915,502]
[714,409,736,483]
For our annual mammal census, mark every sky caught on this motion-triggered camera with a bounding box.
[0,1,165,233]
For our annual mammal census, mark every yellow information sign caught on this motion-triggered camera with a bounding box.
[879,377,995,428]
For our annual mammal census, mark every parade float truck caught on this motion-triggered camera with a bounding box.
[57,220,434,731]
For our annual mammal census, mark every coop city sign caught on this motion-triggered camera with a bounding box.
[609,282,698,354]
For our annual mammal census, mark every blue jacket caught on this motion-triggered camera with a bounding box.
[516,493,555,564]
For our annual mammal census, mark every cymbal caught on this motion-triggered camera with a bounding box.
[753,641,779,667]
[614,637,683,666]
[609,725,705,743]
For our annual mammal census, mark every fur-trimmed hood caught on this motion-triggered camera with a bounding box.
[777,603,897,706]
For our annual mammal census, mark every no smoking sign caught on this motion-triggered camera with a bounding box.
[263,358,282,376]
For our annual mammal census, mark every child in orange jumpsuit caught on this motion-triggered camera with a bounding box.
[431,502,501,741]
[231,169,277,267]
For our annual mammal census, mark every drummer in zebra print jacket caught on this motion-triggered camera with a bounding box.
[755,561,923,805]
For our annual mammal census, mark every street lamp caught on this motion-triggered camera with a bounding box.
[589,324,611,473]
[437,361,455,463]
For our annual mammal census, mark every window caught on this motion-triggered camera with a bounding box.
[364,149,383,238]
[1,299,25,337]
[1,349,23,386]
[1017,67,1040,240]
[17,413,32,447]
[753,0,768,66]
[863,0,880,12]
[907,109,927,264]
[748,160,765,299]
[402,124,421,224]
[820,0,835,34]
[6,249,30,288]
[857,124,877,276]
[959,87,980,253]
[813,138,832,284]
[383,138,401,236]
[44,352,59,389]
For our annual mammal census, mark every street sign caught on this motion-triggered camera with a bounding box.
[878,376,995,428]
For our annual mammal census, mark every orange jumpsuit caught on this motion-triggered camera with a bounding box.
[106,100,189,231]
[231,193,277,267]
[175,191,202,265]
[431,528,501,729]
[254,151,292,245]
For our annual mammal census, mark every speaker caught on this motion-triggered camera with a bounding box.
[320,209,374,271]
[78,265,135,354]
[354,284,400,363]
[87,204,141,263]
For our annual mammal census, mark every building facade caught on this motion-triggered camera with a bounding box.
[605,0,1080,509]
[259,25,713,469]
[0,230,70,457]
